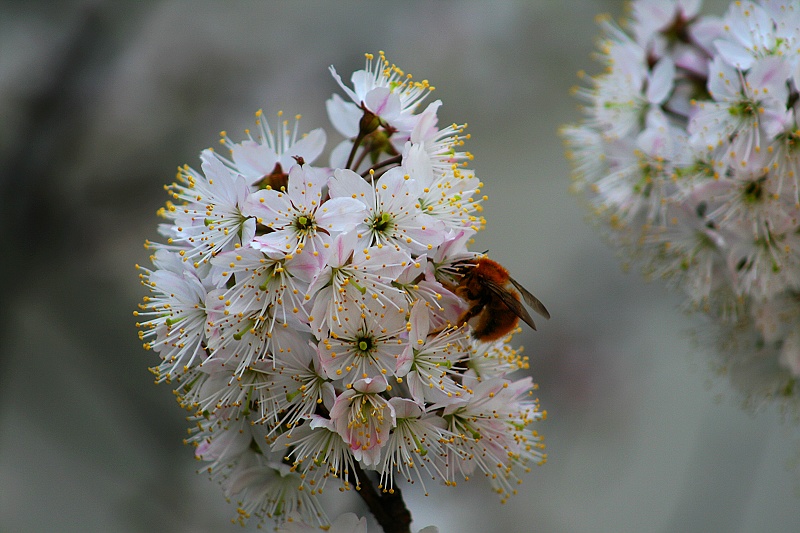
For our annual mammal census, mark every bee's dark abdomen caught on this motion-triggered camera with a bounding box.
[472,297,519,341]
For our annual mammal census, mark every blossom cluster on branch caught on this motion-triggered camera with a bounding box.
[563,0,800,410]
[136,52,546,529]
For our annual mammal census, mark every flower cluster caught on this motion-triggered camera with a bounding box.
[563,0,800,409]
[136,52,546,528]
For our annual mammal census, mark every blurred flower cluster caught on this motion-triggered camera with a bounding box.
[136,52,546,528]
[563,0,800,409]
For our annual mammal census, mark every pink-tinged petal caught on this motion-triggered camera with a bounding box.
[408,301,430,343]
[240,218,256,246]
[353,375,389,394]
[149,270,195,302]
[761,108,793,139]
[329,168,374,206]
[200,151,239,204]
[405,371,426,406]
[287,165,323,208]
[330,230,359,267]
[287,245,327,282]
[353,245,410,280]
[226,465,271,497]
[410,100,442,143]
[399,215,447,250]
[706,56,740,101]
[672,45,709,77]
[307,286,333,340]
[434,228,477,263]
[388,397,423,419]
[318,344,343,380]
[326,94,361,138]
[232,174,251,207]
[646,57,675,104]
[637,109,670,157]
[308,414,335,431]
[230,140,279,181]
[349,69,374,102]
[251,230,295,254]
[329,65,360,103]
[320,382,336,412]
[316,197,367,232]
[690,17,726,54]
[714,39,754,70]
[284,127,326,166]
[195,424,250,461]
[402,142,434,185]
[328,389,354,424]
[364,86,401,120]
[396,346,414,378]
[354,444,383,467]
[242,188,291,220]
[746,56,791,104]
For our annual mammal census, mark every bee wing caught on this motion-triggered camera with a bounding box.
[508,277,551,320]
[484,278,540,331]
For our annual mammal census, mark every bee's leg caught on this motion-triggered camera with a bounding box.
[458,300,484,327]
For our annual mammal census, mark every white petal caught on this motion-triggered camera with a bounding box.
[646,57,675,104]
[706,55,740,101]
[230,140,279,181]
[316,197,367,232]
[326,94,360,137]
[746,56,791,104]
[714,39,754,70]
[364,86,402,121]
[329,168,374,206]
[329,65,360,103]
[284,127,326,166]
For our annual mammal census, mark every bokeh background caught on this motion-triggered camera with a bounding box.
[2,1,800,532]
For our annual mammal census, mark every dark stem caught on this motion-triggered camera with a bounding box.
[361,154,402,178]
[352,461,412,533]
[345,131,366,170]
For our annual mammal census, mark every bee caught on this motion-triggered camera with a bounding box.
[451,257,550,341]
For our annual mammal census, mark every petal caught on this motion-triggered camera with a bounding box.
[251,230,296,253]
[646,57,675,104]
[364,86,401,121]
[242,188,291,220]
[287,165,323,208]
[283,127,326,167]
[714,39,754,70]
[329,65,360,103]
[388,397,424,419]
[410,99,442,143]
[230,140,279,182]
[706,55,740,101]
[349,69,374,102]
[401,142,434,186]
[329,168,374,206]
[316,197,367,232]
[326,94,361,138]
[408,301,430,342]
[328,139,353,169]
[746,56,791,104]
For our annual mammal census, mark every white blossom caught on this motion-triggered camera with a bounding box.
[565,0,800,409]
[137,51,547,529]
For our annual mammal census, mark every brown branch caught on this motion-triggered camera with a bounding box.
[351,461,412,533]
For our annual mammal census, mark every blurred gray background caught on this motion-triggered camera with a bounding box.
[2,1,799,532]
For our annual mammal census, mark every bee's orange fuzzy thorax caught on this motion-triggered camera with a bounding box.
[474,258,510,285]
